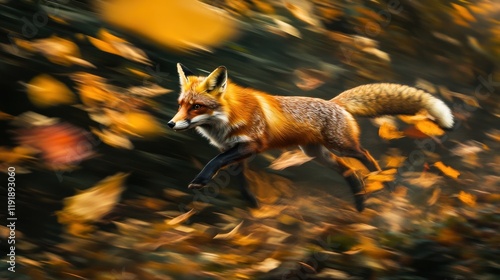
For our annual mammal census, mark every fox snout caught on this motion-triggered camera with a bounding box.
[167,119,190,130]
[167,120,175,128]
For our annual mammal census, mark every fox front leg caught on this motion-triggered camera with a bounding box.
[188,143,256,189]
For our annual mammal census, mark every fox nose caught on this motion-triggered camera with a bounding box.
[167,121,175,128]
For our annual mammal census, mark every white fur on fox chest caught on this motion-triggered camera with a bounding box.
[195,115,250,150]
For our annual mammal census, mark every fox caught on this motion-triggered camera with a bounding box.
[168,63,454,211]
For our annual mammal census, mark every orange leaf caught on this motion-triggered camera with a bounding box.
[434,161,460,179]
[383,154,406,168]
[415,120,445,136]
[364,181,384,193]
[458,191,476,207]
[379,123,405,140]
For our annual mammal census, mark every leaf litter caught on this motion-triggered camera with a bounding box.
[1,1,499,279]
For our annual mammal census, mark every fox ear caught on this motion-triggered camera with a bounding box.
[204,66,227,94]
[177,63,195,87]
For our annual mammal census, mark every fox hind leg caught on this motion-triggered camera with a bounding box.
[232,161,259,208]
[300,144,366,212]
[338,147,381,172]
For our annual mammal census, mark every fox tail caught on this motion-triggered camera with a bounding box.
[332,83,454,129]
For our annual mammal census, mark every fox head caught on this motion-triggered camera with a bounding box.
[168,63,228,130]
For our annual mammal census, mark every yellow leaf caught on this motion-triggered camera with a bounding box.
[26,74,76,107]
[91,128,134,149]
[127,68,151,79]
[378,122,405,140]
[0,146,36,164]
[58,173,128,223]
[367,169,397,182]
[214,221,243,240]
[486,129,500,142]
[383,154,406,168]
[348,223,377,231]
[98,0,239,51]
[253,258,281,273]
[32,36,80,66]
[458,191,476,207]
[414,120,445,136]
[166,208,196,226]
[127,84,172,97]
[285,1,323,27]
[434,161,460,179]
[451,4,476,23]
[116,111,165,138]
[87,36,120,55]
[428,187,441,206]
[98,28,127,44]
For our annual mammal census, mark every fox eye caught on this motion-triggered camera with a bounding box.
[192,104,202,110]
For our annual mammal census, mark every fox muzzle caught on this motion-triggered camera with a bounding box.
[168,119,190,130]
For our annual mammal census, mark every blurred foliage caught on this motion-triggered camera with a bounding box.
[0,0,499,279]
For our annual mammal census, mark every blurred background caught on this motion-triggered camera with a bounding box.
[0,0,499,279]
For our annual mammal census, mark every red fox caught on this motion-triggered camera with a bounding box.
[168,63,454,211]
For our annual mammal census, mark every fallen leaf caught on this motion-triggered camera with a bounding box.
[269,150,313,170]
[439,86,480,108]
[403,125,431,139]
[0,146,36,164]
[451,3,476,27]
[127,84,172,97]
[293,68,329,91]
[415,78,437,94]
[485,129,500,142]
[271,18,301,38]
[428,187,441,206]
[30,36,81,66]
[434,161,460,179]
[348,223,377,231]
[166,208,196,225]
[25,74,76,107]
[298,262,316,273]
[214,221,243,240]
[382,154,406,168]
[253,258,281,273]
[379,122,405,140]
[58,172,128,223]
[98,0,239,51]
[0,111,13,120]
[364,181,384,193]
[316,268,349,279]
[362,47,390,62]
[458,191,476,207]
[16,123,95,168]
[284,1,323,28]
[367,169,397,182]
[114,111,165,138]
[414,120,445,136]
[403,172,442,188]
[91,128,134,149]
